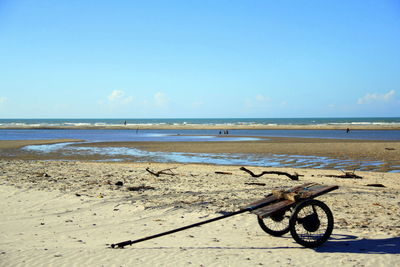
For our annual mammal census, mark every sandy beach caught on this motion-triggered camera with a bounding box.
[1,134,399,266]
[2,0,399,265]
[0,159,399,266]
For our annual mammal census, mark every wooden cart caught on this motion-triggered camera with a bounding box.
[111,182,338,249]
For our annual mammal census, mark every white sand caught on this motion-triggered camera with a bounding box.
[0,161,399,266]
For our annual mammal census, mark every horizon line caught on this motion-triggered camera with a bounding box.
[1,116,399,120]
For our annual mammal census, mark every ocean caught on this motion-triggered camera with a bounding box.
[1,117,400,141]
[1,118,399,172]
[1,117,400,128]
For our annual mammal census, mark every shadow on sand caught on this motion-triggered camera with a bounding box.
[109,234,399,254]
[316,234,400,254]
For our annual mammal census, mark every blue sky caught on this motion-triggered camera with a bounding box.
[0,0,399,118]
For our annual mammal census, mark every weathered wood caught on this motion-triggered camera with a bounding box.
[245,183,339,218]
[127,185,155,191]
[215,171,232,175]
[146,167,177,177]
[366,183,385,187]
[242,194,278,210]
[244,182,266,186]
[252,199,294,218]
[325,170,362,179]
[240,167,300,180]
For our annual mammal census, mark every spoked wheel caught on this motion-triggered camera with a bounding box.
[289,199,334,248]
[257,209,291,237]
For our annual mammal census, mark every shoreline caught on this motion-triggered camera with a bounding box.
[0,139,83,149]
[1,124,400,130]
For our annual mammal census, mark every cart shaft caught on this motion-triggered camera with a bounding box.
[110,198,277,249]
[111,208,250,248]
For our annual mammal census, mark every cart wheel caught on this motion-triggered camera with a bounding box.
[289,199,334,248]
[257,209,290,237]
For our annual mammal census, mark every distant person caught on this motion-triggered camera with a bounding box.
[124,120,127,126]
[346,128,350,133]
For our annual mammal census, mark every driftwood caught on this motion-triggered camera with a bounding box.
[35,172,51,178]
[240,167,299,180]
[366,183,385,187]
[127,185,155,191]
[146,167,177,177]
[215,171,232,175]
[244,182,266,186]
[325,170,362,179]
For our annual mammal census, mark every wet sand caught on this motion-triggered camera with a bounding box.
[80,138,400,172]
[1,137,400,172]
[0,139,83,149]
[77,137,400,162]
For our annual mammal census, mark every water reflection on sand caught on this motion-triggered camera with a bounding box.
[23,142,392,172]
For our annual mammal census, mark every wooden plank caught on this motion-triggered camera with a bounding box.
[241,194,277,210]
[295,184,339,199]
[272,190,299,202]
[252,199,294,217]
[277,183,338,199]
[243,183,317,209]
[244,183,339,218]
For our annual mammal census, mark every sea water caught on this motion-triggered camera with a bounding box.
[0,128,399,141]
[1,118,399,172]
[1,117,400,128]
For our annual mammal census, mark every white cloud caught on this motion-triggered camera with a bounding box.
[107,90,133,104]
[154,92,169,107]
[357,90,396,105]
[108,90,124,101]
[256,94,269,102]
[0,97,7,104]
[245,94,270,108]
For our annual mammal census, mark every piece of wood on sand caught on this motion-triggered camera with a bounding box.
[325,169,362,179]
[240,167,300,180]
[146,167,177,177]
[215,171,232,175]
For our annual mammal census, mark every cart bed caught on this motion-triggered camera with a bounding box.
[243,183,338,218]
